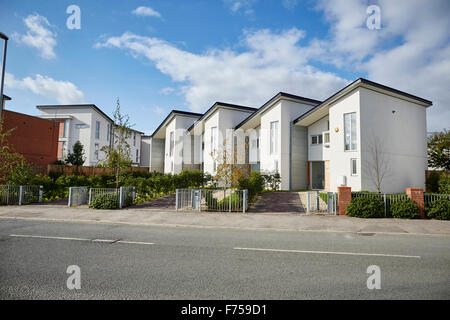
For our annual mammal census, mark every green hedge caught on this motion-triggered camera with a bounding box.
[238,171,265,202]
[88,193,119,209]
[346,197,384,218]
[427,199,450,220]
[390,199,419,219]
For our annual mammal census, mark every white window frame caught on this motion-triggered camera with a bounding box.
[63,120,69,138]
[169,131,174,157]
[344,112,357,151]
[95,121,100,140]
[94,143,99,160]
[351,158,358,176]
[311,134,323,145]
[270,121,279,155]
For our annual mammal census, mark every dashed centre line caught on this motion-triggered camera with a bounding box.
[9,234,154,246]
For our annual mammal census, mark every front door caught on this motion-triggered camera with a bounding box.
[311,161,325,190]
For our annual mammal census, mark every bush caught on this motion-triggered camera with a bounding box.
[426,172,441,193]
[218,192,241,211]
[238,171,265,201]
[438,174,450,194]
[262,171,281,190]
[427,199,450,220]
[346,197,385,218]
[205,191,218,210]
[88,193,119,209]
[390,199,419,219]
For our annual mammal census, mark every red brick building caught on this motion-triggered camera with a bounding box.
[2,109,59,167]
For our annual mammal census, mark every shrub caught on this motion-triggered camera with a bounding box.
[205,191,218,210]
[427,199,450,220]
[438,174,450,194]
[390,199,419,219]
[238,171,265,201]
[262,171,281,191]
[88,193,119,209]
[218,192,242,211]
[346,197,384,218]
[426,172,441,193]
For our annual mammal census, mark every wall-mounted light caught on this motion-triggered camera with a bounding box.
[335,127,339,132]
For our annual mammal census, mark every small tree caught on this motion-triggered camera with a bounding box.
[66,141,86,166]
[364,136,391,193]
[101,98,133,188]
[428,130,450,171]
[0,119,26,184]
[211,138,247,188]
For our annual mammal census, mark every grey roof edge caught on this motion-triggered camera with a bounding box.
[150,109,203,137]
[36,104,147,134]
[36,104,115,124]
[187,102,257,133]
[234,92,322,130]
[293,78,433,125]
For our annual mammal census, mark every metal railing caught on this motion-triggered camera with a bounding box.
[68,187,89,207]
[425,193,450,207]
[351,192,408,217]
[0,185,43,205]
[306,191,337,214]
[88,187,136,208]
[176,188,248,213]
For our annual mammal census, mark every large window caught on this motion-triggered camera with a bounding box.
[95,121,100,139]
[270,121,279,154]
[136,149,139,163]
[94,143,99,160]
[344,112,357,151]
[133,133,136,146]
[106,124,110,141]
[351,158,358,176]
[169,131,174,157]
[211,127,217,152]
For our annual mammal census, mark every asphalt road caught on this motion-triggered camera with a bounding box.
[0,218,449,299]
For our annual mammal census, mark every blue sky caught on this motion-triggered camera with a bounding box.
[1,0,449,134]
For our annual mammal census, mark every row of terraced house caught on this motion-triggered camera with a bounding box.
[1,78,432,193]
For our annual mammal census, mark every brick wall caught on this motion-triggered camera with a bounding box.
[2,110,59,166]
[338,186,352,215]
[406,188,425,218]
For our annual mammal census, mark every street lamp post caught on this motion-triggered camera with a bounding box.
[0,32,8,121]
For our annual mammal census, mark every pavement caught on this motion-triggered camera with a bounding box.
[0,219,449,299]
[0,203,449,236]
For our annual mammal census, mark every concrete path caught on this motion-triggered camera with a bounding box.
[250,192,304,214]
[0,204,449,236]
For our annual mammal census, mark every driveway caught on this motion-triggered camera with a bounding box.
[249,192,304,214]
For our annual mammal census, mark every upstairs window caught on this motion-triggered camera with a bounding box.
[106,124,110,141]
[169,131,174,157]
[344,112,357,151]
[211,127,217,152]
[95,121,100,139]
[133,133,136,146]
[270,121,279,154]
[311,135,323,145]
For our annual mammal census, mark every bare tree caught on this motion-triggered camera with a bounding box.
[364,136,391,193]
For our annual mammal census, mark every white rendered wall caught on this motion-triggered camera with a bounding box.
[307,115,330,161]
[359,87,427,193]
[328,89,362,192]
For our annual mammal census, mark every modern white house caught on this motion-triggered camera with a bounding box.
[293,78,432,193]
[148,110,203,174]
[37,104,144,166]
[188,102,257,175]
[146,78,432,193]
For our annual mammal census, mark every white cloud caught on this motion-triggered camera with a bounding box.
[14,13,57,59]
[132,6,162,18]
[314,0,450,131]
[224,0,257,16]
[95,29,348,112]
[159,87,175,95]
[5,73,85,104]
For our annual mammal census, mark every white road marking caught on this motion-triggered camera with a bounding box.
[9,234,154,246]
[234,247,421,259]
[116,240,155,246]
[10,234,90,242]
